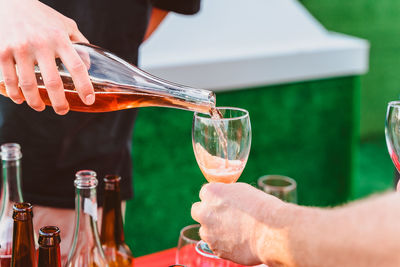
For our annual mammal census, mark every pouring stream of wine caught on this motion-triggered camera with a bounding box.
[209,107,229,168]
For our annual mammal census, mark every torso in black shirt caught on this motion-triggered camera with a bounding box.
[0,0,149,208]
[0,0,200,208]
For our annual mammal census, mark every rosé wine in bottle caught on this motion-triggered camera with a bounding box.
[0,43,215,115]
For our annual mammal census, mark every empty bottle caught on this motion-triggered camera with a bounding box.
[0,143,23,266]
[11,202,36,267]
[65,170,108,267]
[38,226,61,267]
[101,175,134,266]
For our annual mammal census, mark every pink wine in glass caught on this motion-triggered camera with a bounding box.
[194,143,245,183]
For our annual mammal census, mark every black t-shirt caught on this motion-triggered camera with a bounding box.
[0,0,200,208]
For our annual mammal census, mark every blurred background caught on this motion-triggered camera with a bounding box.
[125,0,396,257]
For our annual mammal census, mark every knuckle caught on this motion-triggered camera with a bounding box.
[26,100,44,111]
[3,76,18,86]
[199,184,211,200]
[8,91,22,100]
[53,103,69,114]
[30,36,48,51]
[68,18,78,29]
[44,78,63,89]
[0,46,11,62]
[19,80,36,90]
[199,227,208,240]
[77,81,93,94]
[49,28,65,40]
[69,60,85,73]
[191,202,201,220]
[54,31,71,47]
[53,103,68,111]
[15,42,30,56]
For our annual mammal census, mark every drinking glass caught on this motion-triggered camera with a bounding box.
[192,107,251,256]
[385,101,400,173]
[176,224,243,267]
[257,175,297,203]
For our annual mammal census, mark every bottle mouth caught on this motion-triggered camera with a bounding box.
[13,202,33,221]
[1,143,22,161]
[104,174,121,190]
[39,226,61,246]
[104,174,121,183]
[74,170,98,189]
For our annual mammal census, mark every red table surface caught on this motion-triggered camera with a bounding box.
[136,247,177,267]
[135,247,253,267]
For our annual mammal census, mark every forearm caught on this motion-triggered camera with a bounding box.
[257,192,400,267]
[143,8,168,41]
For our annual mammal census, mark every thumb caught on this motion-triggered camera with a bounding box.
[69,27,89,44]
[64,18,89,43]
[66,23,91,70]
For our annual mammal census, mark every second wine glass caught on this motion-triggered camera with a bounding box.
[386,101,400,172]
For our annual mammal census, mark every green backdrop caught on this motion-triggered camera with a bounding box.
[125,76,360,256]
[302,0,400,138]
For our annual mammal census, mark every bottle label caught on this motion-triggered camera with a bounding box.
[84,198,98,221]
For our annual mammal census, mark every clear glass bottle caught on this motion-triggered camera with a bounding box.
[0,43,216,114]
[100,175,134,267]
[0,143,23,266]
[38,226,61,267]
[65,170,108,267]
[11,202,36,267]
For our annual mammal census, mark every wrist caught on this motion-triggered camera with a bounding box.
[254,201,303,266]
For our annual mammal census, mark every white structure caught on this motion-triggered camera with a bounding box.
[140,0,369,91]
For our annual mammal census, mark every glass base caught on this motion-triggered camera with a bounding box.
[195,240,219,259]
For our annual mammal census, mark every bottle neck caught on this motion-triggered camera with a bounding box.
[12,217,36,267]
[0,158,23,220]
[38,245,61,267]
[101,184,125,246]
[67,187,105,262]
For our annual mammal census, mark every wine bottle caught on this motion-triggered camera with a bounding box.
[100,175,134,266]
[0,43,216,114]
[0,143,23,267]
[37,226,61,267]
[11,203,36,267]
[65,170,108,267]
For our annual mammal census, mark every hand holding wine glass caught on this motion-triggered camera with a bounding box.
[192,107,251,256]
[191,182,285,266]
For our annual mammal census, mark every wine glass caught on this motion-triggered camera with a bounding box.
[257,175,297,203]
[192,107,251,257]
[386,101,400,173]
[176,224,244,267]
